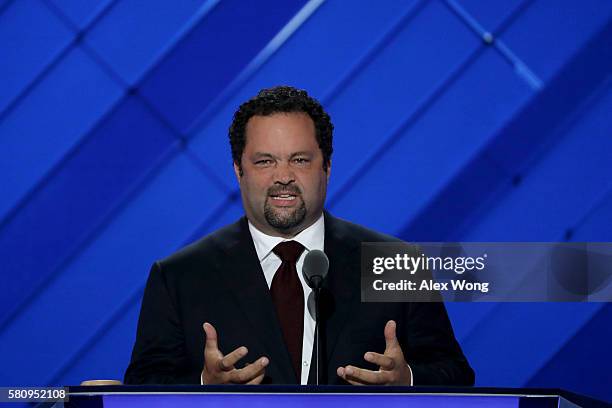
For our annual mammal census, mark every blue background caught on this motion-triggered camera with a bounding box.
[1,0,611,403]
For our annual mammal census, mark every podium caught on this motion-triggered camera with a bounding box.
[62,385,608,408]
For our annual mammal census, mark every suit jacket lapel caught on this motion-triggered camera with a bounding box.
[217,217,296,383]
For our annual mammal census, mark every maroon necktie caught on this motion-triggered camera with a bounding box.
[271,240,305,380]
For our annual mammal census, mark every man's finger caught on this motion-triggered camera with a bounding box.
[384,320,399,350]
[342,365,388,385]
[229,357,269,384]
[337,367,368,386]
[203,322,219,352]
[364,352,395,371]
[245,370,266,385]
[218,346,248,371]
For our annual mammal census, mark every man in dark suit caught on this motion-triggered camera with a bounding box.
[125,86,474,386]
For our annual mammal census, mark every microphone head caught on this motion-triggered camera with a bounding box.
[303,249,329,289]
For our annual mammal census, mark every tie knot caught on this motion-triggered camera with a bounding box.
[273,241,305,263]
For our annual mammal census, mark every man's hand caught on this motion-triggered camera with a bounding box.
[202,322,269,384]
[337,320,412,385]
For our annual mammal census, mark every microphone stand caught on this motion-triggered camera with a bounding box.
[311,276,323,385]
[302,250,329,385]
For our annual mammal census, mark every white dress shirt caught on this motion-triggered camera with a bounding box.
[248,214,324,385]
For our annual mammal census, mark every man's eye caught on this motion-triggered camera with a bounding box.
[255,159,272,166]
[294,158,309,164]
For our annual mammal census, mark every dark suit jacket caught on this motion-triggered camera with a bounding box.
[124,212,474,385]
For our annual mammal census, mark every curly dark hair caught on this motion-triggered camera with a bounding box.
[229,86,333,174]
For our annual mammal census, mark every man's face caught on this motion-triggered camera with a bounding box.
[234,112,330,237]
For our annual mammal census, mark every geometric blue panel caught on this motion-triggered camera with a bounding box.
[48,202,247,387]
[526,304,612,403]
[432,81,612,391]
[51,294,142,385]
[501,0,612,82]
[0,46,123,223]
[188,0,413,187]
[400,18,612,242]
[0,0,72,114]
[0,152,226,386]
[46,0,112,30]
[183,193,244,246]
[486,20,612,177]
[189,1,413,187]
[573,187,612,242]
[330,47,532,236]
[327,0,479,196]
[446,302,501,344]
[451,0,528,34]
[399,40,533,241]
[84,0,206,84]
[462,79,612,241]
[139,0,307,132]
[460,303,603,387]
[0,96,176,330]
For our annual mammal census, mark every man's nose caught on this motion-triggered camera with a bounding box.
[274,161,296,184]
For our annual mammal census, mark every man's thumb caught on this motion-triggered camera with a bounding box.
[384,320,400,350]
[203,322,219,352]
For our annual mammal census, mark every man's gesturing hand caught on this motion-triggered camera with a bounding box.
[202,322,269,384]
[337,320,412,385]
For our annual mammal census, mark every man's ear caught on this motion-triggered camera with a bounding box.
[233,161,242,182]
[326,160,332,181]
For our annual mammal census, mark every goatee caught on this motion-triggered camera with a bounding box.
[264,199,306,230]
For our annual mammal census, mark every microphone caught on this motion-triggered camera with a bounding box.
[303,249,329,289]
[302,250,329,385]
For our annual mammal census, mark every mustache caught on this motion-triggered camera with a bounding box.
[267,185,302,196]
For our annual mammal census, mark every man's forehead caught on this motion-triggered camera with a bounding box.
[245,111,314,128]
[244,113,318,150]
[251,150,315,158]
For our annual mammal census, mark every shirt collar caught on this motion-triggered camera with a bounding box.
[248,214,325,262]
